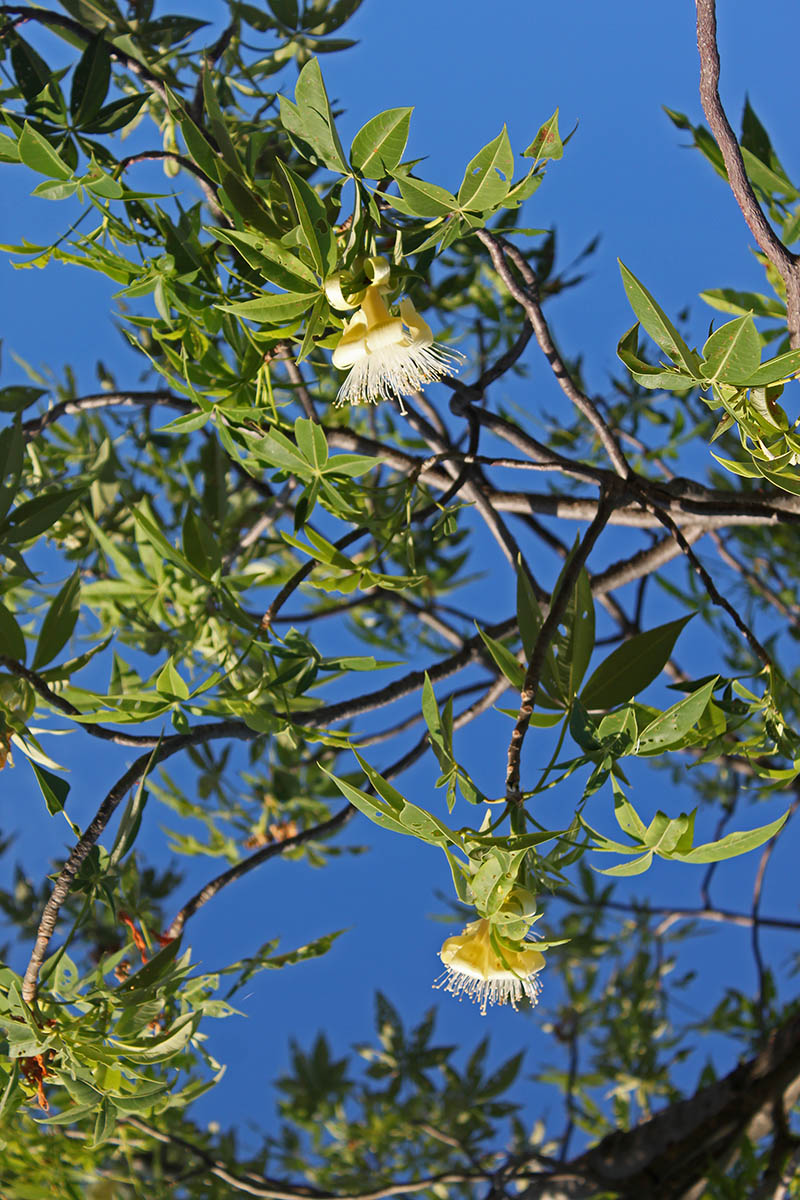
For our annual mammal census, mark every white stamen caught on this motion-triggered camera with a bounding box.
[433,964,543,1016]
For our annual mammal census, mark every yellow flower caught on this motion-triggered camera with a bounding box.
[435,918,545,1015]
[330,278,462,412]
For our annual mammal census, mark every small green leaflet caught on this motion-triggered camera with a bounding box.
[700,315,761,383]
[618,261,698,375]
[523,109,563,162]
[581,615,692,710]
[350,108,412,177]
[457,127,514,212]
[636,677,717,754]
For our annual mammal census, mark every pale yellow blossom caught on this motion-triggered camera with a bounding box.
[329,260,462,411]
[435,918,545,1015]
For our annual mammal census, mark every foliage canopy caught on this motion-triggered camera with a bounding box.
[2,0,800,1196]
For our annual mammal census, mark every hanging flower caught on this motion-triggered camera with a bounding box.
[327,258,463,412]
[435,918,545,1015]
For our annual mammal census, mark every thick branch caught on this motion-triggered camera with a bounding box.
[695,0,800,345]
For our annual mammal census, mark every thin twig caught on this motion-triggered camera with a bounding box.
[506,490,616,798]
[1,6,169,102]
[21,720,254,1002]
[0,656,164,748]
[21,390,191,440]
[639,492,772,667]
[165,803,354,939]
[122,1115,547,1200]
[276,345,317,421]
[751,795,800,1031]
[475,230,630,477]
[560,892,800,937]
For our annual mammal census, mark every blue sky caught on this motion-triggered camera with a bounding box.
[3,0,800,1153]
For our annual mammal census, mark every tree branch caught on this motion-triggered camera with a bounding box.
[506,489,616,798]
[695,0,800,345]
[475,230,631,477]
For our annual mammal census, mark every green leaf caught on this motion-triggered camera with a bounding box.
[84,169,124,199]
[182,509,221,578]
[7,488,85,543]
[523,108,563,162]
[355,752,457,846]
[30,179,78,202]
[700,315,761,382]
[280,58,348,173]
[613,784,647,841]
[294,418,328,470]
[325,758,457,849]
[0,132,21,163]
[111,1013,197,1063]
[741,145,799,200]
[70,34,111,126]
[109,740,159,868]
[701,287,786,321]
[394,176,457,217]
[178,110,221,182]
[581,615,692,710]
[709,451,763,479]
[130,501,206,584]
[744,347,800,386]
[118,936,183,1000]
[10,34,52,103]
[471,853,512,912]
[740,97,776,168]
[276,159,333,274]
[457,126,513,211]
[295,293,329,363]
[268,0,299,24]
[0,602,25,662]
[247,425,308,474]
[155,658,189,701]
[674,811,789,864]
[0,419,25,519]
[258,928,346,971]
[212,227,319,292]
[32,570,81,670]
[618,261,697,374]
[500,167,543,209]
[91,1097,117,1148]
[218,292,317,324]
[421,673,449,757]
[546,553,595,704]
[516,559,543,658]
[202,68,241,173]
[563,566,595,698]
[326,770,410,837]
[350,107,412,177]
[30,761,70,817]
[475,625,524,689]
[636,677,717,754]
[595,850,654,877]
[18,124,72,181]
[82,93,148,135]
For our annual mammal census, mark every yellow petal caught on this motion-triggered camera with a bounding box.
[332,310,368,368]
[398,297,435,348]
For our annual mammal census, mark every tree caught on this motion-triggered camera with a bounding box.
[1,0,800,1195]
